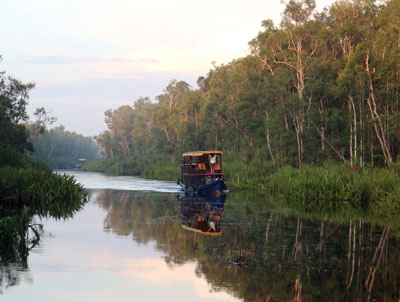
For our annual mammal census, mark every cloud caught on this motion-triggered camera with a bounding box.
[24,55,160,65]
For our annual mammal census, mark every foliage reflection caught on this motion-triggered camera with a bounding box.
[95,190,400,302]
[0,191,88,293]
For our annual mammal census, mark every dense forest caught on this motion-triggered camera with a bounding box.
[31,125,100,169]
[88,0,400,180]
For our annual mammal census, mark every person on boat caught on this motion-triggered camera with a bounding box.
[220,175,227,191]
[209,154,217,164]
[208,220,216,232]
[208,154,217,172]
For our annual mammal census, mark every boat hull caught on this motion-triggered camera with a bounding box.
[179,179,226,193]
[197,179,224,192]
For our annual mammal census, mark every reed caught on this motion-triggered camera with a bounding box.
[223,150,278,189]
[252,164,400,215]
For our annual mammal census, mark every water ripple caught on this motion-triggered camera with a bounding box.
[56,170,181,193]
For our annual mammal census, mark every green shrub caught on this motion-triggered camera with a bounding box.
[142,163,180,180]
[0,166,87,219]
[0,165,88,265]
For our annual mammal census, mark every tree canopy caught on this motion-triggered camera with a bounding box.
[95,0,400,172]
[0,58,35,153]
[31,126,100,169]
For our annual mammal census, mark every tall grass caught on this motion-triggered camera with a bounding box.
[223,150,278,189]
[224,163,400,229]
[257,164,400,217]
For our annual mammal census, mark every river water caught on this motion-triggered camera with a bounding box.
[2,171,400,301]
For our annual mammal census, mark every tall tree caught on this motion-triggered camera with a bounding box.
[0,60,35,152]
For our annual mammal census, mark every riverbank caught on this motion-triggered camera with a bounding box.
[81,151,277,182]
[241,164,400,220]
[83,156,400,218]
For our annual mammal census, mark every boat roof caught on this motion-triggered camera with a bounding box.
[182,150,223,157]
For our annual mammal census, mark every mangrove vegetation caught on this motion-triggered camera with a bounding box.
[85,0,400,208]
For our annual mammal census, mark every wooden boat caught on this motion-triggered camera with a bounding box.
[178,150,226,193]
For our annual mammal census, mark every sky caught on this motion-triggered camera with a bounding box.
[1,0,336,136]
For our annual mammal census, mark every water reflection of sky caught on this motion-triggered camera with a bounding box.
[4,171,400,301]
[3,193,238,302]
[56,170,181,193]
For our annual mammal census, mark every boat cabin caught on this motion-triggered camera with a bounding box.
[180,151,224,190]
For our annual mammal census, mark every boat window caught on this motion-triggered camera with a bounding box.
[183,152,222,169]
[191,156,198,167]
[184,156,196,167]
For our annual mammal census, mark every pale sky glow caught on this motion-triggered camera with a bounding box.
[89,255,237,301]
[1,0,336,136]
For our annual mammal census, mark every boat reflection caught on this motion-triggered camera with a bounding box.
[73,190,400,301]
[180,192,226,236]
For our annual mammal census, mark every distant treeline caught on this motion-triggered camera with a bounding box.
[90,0,400,178]
[31,126,100,169]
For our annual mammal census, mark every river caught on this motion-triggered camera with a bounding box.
[1,170,400,301]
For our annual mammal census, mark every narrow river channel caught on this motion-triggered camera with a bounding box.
[2,171,400,301]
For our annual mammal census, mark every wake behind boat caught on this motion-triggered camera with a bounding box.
[178,150,227,193]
